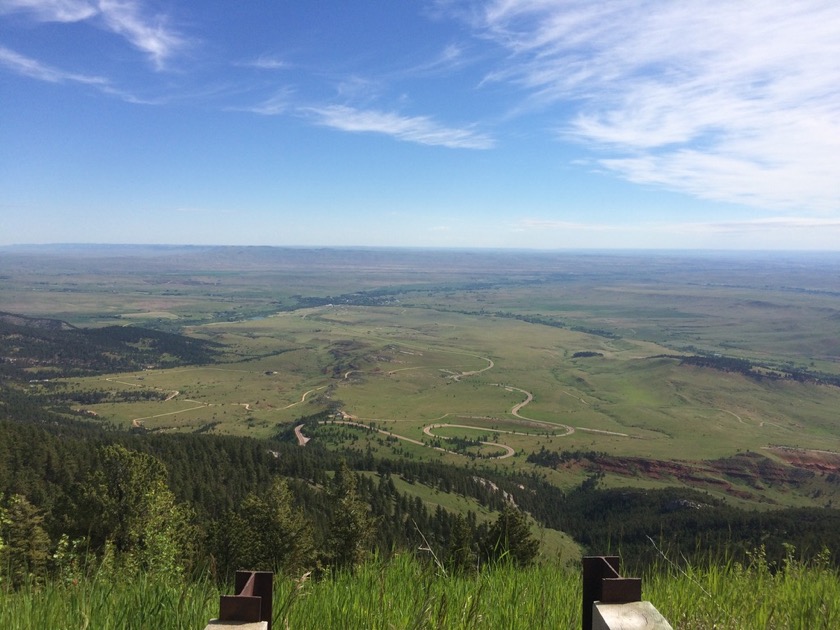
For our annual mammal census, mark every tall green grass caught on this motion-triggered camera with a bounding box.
[3,550,839,629]
[0,572,219,630]
[277,556,580,628]
[648,546,840,629]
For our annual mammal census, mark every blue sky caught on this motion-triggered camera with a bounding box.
[2,1,840,250]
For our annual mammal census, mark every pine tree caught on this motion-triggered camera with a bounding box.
[219,478,314,576]
[0,504,5,562]
[84,445,194,578]
[325,461,376,571]
[0,494,51,587]
[481,504,539,568]
[447,514,477,574]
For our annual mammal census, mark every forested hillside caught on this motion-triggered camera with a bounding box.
[0,312,220,379]
[3,405,840,587]
[2,307,840,590]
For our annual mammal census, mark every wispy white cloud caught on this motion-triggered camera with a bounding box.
[238,54,289,70]
[0,44,106,84]
[236,88,295,116]
[0,44,162,103]
[97,0,185,70]
[305,105,495,149]
[334,76,384,103]
[471,0,840,214]
[401,43,470,77]
[0,0,96,22]
[1,0,185,69]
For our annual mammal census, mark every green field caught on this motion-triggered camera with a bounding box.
[50,305,840,496]
[5,246,840,509]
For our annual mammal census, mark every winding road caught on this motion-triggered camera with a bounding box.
[280,386,327,410]
[105,342,619,456]
[297,348,582,459]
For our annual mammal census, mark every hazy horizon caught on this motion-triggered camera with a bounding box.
[6,242,840,260]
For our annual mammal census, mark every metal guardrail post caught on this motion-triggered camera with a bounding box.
[582,556,642,630]
[218,570,273,630]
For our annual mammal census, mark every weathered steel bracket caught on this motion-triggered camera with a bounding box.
[582,556,642,630]
[219,570,273,630]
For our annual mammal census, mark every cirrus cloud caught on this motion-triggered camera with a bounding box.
[470,0,840,214]
[305,105,495,150]
[1,0,185,69]
[0,0,96,22]
[0,44,106,84]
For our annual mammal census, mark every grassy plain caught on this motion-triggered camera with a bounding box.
[58,305,840,453]
[4,246,840,510]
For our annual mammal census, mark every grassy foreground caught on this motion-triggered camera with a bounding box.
[2,551,840,629]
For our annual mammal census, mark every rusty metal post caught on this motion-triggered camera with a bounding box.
[219,570,273,630]
[582,556,641,630]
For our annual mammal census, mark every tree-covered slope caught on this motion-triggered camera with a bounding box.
[0,311,221,379]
